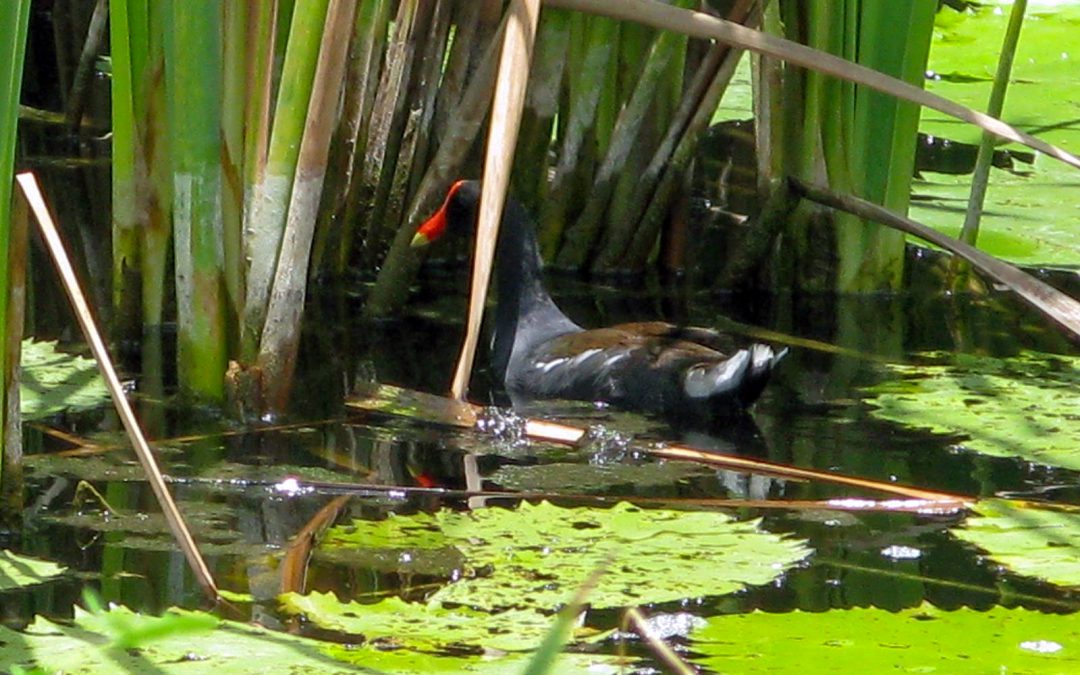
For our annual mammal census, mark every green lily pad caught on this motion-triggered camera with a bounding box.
[691,602,1080,673]
[432,502,809,611]
[317,510,465,576]
[913,4,1080,268]
[281,591,597,654]
[1,604,585,674]
[953,498,1080,588]
[0,550,65,591]
[923,4,1080,150]
[323,501,810,611]
[909,168,1080,268]
[862,351,1080,470]
[488,460,709,493]
[19,339,109,420]
[279,592,625,673]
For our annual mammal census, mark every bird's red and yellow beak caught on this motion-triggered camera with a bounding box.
[410,215,442,248]
[411,179,468,248]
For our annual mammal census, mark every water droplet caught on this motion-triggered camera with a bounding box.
[881,545,922,561]
[475,406,528,450]
[1020,640,1062,654]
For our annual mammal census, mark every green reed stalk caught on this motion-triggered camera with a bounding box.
[0,0,30,494]
[242,0,329,362]
[354,0,422,269]
[2,191,27,520]
[140,1,171,328]
[432,2,485,145]
[311,0,392,277]
[958,0,1026,249]
[540,13,617,261]
[842,0,935,292]
[386,2,452,240]
[790,0,850,291]
[237,0,277,364]
[241,0,277,222]
[768,0,935,292]
[221,0,249,333]
[563,11,688,270]
[108,0,142,337]
[167,0,227,400]
[949,0,1027,292]
[625,32,744,269]
[365,13,508,318]
[258,0,357,412]
[511,8,571,211]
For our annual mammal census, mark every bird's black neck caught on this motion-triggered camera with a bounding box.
[491,200,579,379]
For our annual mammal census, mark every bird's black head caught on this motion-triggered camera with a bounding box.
[411,180,481,248]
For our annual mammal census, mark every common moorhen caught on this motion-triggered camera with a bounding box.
[411,180,785,418]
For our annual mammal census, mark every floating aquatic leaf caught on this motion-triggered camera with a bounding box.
[316,511,464,576]
[19,339,109,420]
[281,591,587,654]
[953,498,1080,588]
[913,4,1080,268]
[0,550,65,591]
[431,501,809,610]
[1,604,586,674]
[691,602,1080,673]
[322,510,448,550]
[279,592,626,673]
[488,460,708,493]
[41,501,257,557]
[862,351,1080,470]
[323,501,809,612]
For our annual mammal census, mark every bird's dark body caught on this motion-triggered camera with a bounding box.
[505,322,771,416]
[415,180,784,421]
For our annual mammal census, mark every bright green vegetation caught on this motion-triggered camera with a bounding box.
[19,339,108,421]
[282,592,589,655]
[166,2,229,401]
[954,499,1080,588]
[862,350,1080,470]
[274,500,807,670]
[0,549,65,591]
[106,0,352,407]
[763,0,935,292]
[1,604,537,674]
[690,603,1080,673]
[913,3,1080,267]
[318,501,809,611]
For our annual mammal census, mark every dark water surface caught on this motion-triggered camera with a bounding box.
[5,259,1080,654]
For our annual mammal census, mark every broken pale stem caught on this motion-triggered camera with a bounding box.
[16,172,218,600]
[450,0,541,399]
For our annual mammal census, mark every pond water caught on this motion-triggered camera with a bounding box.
[7,2,1080,659]
[4,251,1079,670]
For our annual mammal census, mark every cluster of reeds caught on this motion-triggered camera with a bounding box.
[10,0,1074,419]
[108,0,361,409]
[751,0,936,293]
[99,0,769,411]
